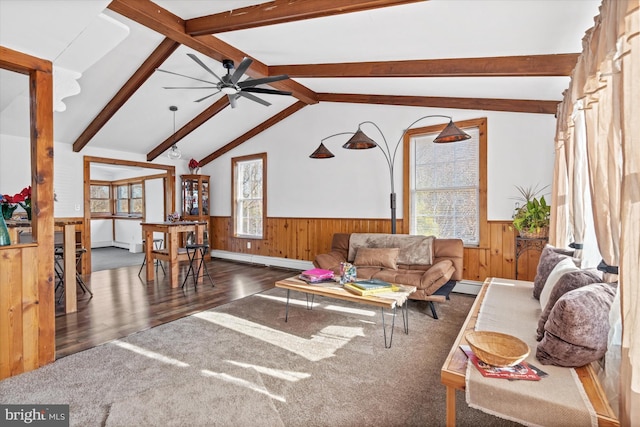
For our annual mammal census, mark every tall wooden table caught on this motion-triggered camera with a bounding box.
[140,221,206,287]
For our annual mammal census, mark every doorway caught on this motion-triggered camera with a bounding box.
[83,156,176,273]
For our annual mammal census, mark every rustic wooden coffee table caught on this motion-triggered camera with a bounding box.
[275,276,416,348]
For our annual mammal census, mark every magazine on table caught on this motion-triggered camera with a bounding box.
[459,345,542,381]
[299,268,335,284]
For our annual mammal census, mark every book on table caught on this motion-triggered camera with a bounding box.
[351,279,394,291]
[344,282,400,296]
[459,345,541,381]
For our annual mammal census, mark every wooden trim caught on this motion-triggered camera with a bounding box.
[72,38,179,152]
[199,101,307,166]
[83,156,177,273]
[185,0,425,35]
[402,117,488,248]
[272,54,580,78]
[0,46,54,380]
[230,153,267,239]
[318,93,559,114]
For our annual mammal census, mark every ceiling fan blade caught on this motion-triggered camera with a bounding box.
[242,87,292,96]
[194,91,220,103]
[187,53,224,83]
[163,86,219,89]
[230,57,252,85]
[237,91,271,107]
[156,68,218,85]
[238,74,289,88]
[228,94,238,109]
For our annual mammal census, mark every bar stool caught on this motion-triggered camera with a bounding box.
[138,238,166,277]
[181,243,214,289]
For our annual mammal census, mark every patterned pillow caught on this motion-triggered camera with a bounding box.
[536,269,602,341]
[533,245,579,300]
[536,282,616,367]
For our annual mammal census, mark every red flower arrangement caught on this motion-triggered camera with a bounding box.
[1,186,31,220]
[188,158,199,169]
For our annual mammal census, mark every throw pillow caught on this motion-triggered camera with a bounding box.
[536,269,602,340]
[533,245,580,300]
[539,257,581,310]
[536,282,616,367]
[353,247,400,270]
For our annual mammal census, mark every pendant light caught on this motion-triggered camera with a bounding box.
[167,105,182,160]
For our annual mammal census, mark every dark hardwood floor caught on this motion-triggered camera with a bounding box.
[54,257,299,359]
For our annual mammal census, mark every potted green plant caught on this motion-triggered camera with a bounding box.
[511,184,551,238]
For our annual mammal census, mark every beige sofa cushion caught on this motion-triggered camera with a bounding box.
[353,247,399,270]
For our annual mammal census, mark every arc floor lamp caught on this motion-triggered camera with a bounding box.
[310,115,471,234]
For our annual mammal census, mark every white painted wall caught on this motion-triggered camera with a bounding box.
[203,103,555,221]
[1,103,556,237]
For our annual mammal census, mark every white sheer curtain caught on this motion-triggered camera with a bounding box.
[553,1,639,423]
[619,1,640,423]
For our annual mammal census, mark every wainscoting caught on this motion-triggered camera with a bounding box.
[210,217,542,283]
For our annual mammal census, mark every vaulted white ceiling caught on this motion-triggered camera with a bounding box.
[0,0,601,163]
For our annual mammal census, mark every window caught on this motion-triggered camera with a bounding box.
[232,153,266,238]
[404,118,487,246]
[115,182,143,216]
[90,183,111,216]
[90,181,143,217]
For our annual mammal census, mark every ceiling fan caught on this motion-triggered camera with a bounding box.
[157,54,292,108]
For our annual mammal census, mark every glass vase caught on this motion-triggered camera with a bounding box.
[0,214,11,246]
[2,204,17,220]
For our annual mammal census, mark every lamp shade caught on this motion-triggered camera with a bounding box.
[433,120,472,143]
[342,128,377,150]
[309,142,335,159]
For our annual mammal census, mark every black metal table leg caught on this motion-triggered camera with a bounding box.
[285,289,290,322]
[381,305,397,349]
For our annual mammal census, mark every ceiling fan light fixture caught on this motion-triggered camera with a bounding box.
[433,120,472,143]
[342,127,377,150]
[221,86,238,95]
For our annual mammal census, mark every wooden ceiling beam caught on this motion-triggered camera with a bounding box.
[199,101,307,166]
[147,97,229,161]
[185,0,426,36]
[270,54,580,78]
[107,0,318,105]
[72,37,179,152]
[317,93,559,114]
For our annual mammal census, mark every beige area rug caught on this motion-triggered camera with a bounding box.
[0,288,521,426]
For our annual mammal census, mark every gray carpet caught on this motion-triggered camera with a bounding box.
[0,288,520,426]
[91,246,145,272]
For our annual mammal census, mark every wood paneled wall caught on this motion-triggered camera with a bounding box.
[210,217,542,282]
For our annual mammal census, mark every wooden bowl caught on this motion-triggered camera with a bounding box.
[465,330,530,367]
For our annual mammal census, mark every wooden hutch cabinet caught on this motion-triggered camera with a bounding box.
[181,174,210,247]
